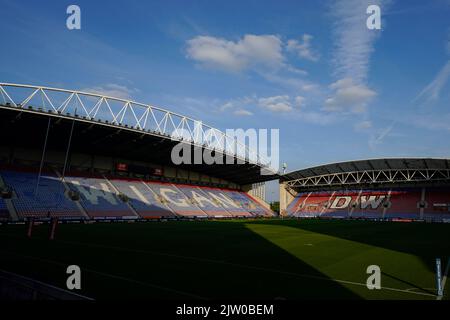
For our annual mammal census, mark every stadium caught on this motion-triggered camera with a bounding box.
[0,83,277,221]
[0,82,449,302]
[280,158,450,222]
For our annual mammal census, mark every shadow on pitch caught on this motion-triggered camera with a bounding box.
[0,220,361,300]
[381,271,435,295]
[248,219,450,278]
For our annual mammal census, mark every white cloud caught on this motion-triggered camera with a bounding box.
[330,0,389,83]
[354,120,372,131]
[298,111,337,125]
[284,65,308,75]
[260,72,320,94]
[217,94,340,125]
[416,60,450,103]
[219,101,234,112]
[218,96,255,113]
[258,95,293,112]
[233,109,253,116]
[294,96,305,107]
[81,84,138,100]
[414,26,450,104]
[186,34,284,72]
[326,0,388,117]
[287,34,319,62]
[302,84,319,92]
[220,94,309,116]
[324,78,376,113]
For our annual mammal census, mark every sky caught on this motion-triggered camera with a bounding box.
[1,0,450,201]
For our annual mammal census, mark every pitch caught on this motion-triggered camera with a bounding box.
[1,219,449,300]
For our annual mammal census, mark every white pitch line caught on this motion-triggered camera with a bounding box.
[51,239,438,298]
[405,287,435,292]
[437,257,450,301]
[0,250,206,300]
[0,233,438,298]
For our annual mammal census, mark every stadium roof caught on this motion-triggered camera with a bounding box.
[0,83,278,185]
[281,158,450,190]
[282,158,450,181]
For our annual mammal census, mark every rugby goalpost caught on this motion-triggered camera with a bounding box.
[436,257,450,300]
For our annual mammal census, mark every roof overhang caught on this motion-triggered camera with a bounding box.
[0,82,279,185]
[281,158,450,190]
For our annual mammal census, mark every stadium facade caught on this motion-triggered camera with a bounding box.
[0,83,277,221]
[280,158,450,222]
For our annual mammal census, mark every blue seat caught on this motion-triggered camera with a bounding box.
[145,183,207,217]
[177,185,232,217]
[0,198,9,219]
[65,176,135,219]
[110,179,174,218]
[0,170,82,219]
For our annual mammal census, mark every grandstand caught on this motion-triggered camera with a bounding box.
[280,158,450,222]
[0,83,276,222]
[0,169,83,219]
[0,167,274,220]
[2,83,450,301]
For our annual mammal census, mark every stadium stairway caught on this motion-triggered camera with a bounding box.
[244,193,274,217]
[191,186,235,217]
[192,187,252,217]
[64,174,137,220]
[146,182,208,218]
[177,185,235,218]
[171,183,210,217]
[108,178,176,219]
[54,170,90,220]
[103,175,140,218]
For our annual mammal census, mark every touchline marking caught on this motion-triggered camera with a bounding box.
[0,250,206,300]
[55,239,438,297]
[0,233,437,298]
[437,257,450,301]
[405,287,435,292]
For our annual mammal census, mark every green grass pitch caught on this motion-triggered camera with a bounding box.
[1,219,449,300]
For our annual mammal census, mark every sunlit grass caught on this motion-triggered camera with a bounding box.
[245,222,436,299]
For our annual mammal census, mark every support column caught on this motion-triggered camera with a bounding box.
[279,181,296,216]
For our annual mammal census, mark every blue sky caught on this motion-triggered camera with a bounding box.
[1,0,450,201]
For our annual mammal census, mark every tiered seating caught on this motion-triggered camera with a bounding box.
[385,189,420,219]
[145,182,207,217]
[110,180,272,218]
[423,188,450,221]
[65,175,135,219]
[0,198,10,219]
[177,185,232,217]
[349,191,386,219]
[0,170,83,219]
[287,192,340,218]
[286,192,307,217]
[110,178,174,218]
[227,191,273,217]
[200,188,253,217]
[287,189,422,220]
[0,167,274,221]
[290,192,340,218]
